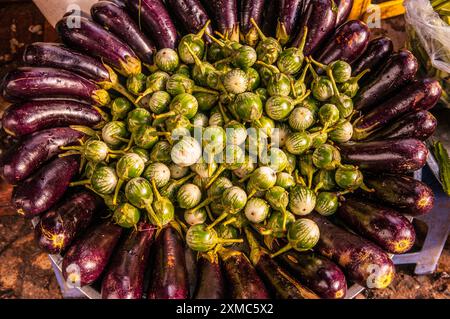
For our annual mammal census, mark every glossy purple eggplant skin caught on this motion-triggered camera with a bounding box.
[354,50,419,111]
[352,78,442,140]
[62,222,123,287]
[184,246,198,298]
[262,0,280,36]
[105,0,127,9]
[148,226,190,299]
[91,1,156,65]
[126,0,179,50]
[219,248,270,299]
[12,155,80,217]
[208,0,239,41]
[369,110,437,142]
[240,0,266,37]
[194,253,226,299]
[2,67,109,106]
[351,37,394,77]
[101,222,156,299]
[338,197,416,254]
[340,138,428,174]
[309,213,395,289]
[277,251,347,299]
[166,0,212,36]
[35,191,102,254]
[316,20,370,65]
[335,0,353,26]
[291,0,337,56]
[1,127,83,183]
[276,0,303,44]
[364,173,435,216]
[56,16,141,76]
[2,100,102,137]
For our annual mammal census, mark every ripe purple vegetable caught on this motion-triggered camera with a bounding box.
[335,0,353,27]
[194,252,226,299]
[207,0,239,41]
[351,37,393,77]
[240,0,266,45]
[276,0,303,45]
[165,0,212,39]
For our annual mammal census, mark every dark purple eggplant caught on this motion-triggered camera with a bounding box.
[148,226,189,299]
[101,222,156,299]
[91,1,156,65]
[126,0,179,50]
[240,0,266,45]
[335,0,353,26]
[364,173,435,216]
[309,213,395,289]
[2,67,110,106]
[35,190,102,254]
[185,246,198,298]
[1,127,84,183]
[62,222,123,287]
[291,0,337,56]
[208,0,239,41]
[276,0,302,45]
[2,100,102,137]
[368,110,437,141]
[12,155,80,218]
[277,251,347,299]
[105,0,127,9]
[338,197,416,254]
[165,0,212,39]
[340,138,428,174]
[261,0,280,36]
[56,16,141,76]
[353,78,442,140]
[194,252,226,299]
[316,20,370,65]
[218,247,270,299]
[351,37,393,77]
[354,50,419,111]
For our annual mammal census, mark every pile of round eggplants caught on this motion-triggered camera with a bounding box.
[0,0,442,299]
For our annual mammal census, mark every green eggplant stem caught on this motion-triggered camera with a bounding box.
[270,243,292,258]
[244,227,262,266]
[207,211,230,230]
[112,179,124,205]
[250,18,267,41]
[195,20,211,39]
[70,125,98,137]
[353,68,371,82]
[205,31,226,48]
[255,60,280,74]
[205,165,227,189]
[151,179,162,201]
[112,83,141,108]
[297,26,309,52]
[145,203,162,228]
[223,217,237,226]
[153,111,176,120]
[69,179,90,187]
[58,151,80,158]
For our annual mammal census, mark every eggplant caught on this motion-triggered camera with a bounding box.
[261,0,280,36]
[309,213,395,289]
[105,0,127,8]
[194,252,226,299]
[148,226,190,299]
[277,251,347,299]
[240,0,266,45]
[352,78,442,140]
[335,0,353,27]
[340,138,428,174]
[185,246,198,298]
[364,173,435,216]
[101,222,156,299]
[126,0,179,50]
[338,197,416,254]
[56,16,141,76]
[368,110,437,141]
[2,67,110,106]
[91,1,156,65]
[62,222,123,287]
[351,37,394,77]
[276,0,303,45]
[218,247,270,299]
[316,20,370,65]
[354,50,419,111]
[2,100,102,137]
[12,155,80,218]
[208,0,239,41]
[35,191,102,254]
[1,127,84,183]
[291,0,337,56]
[165,0,212,38]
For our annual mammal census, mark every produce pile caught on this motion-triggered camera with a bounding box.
[0,0,443,299]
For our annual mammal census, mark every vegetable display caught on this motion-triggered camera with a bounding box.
[0,0,442,300]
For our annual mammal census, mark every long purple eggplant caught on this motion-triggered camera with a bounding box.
[62,222,123,287]
[354,50,419,111]
[261,0,280,36]
[12,155,80,217]
[351,37,393,77]
[105,0,127,9]
[126,0,179,50]
[165,0,212,39]
[194,252,226,299]
[309,213,395,289]
[2,67,110,106]
[184,246,198,298]
[56,16,141,76]
[368,110,437,141]
[364,173,435,216]
[148,226,189,299]
[277,251,347,299]
[291,0,337,56]
[276,0,302,45]
[207,0,239,41]
[35,190,102,254]
[352,78,442,140]
[335,0,353,26]
[91,1,156,66]
[316,20,370,65]
[101,222,156,299]
[240,0,266,45]
[1,127,84,183]
[338,197,416,254]
[340,138,428,174]
[2,100,102,137]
